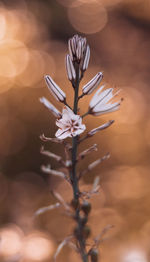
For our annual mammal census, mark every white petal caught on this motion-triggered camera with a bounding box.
[93,102,120,115]
[56,119,66,129]
[89,85,105,108]
[55,129,71,140]
[72,125,86,136]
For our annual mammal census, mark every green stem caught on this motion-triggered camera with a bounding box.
[70,64,88,262]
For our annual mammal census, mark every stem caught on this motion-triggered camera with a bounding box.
[70,64,88,262]
[82,111,89,118]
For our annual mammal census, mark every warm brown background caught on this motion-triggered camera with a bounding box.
[0,0,150,261]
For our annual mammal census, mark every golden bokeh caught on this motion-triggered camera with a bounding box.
[0,0,149,261]
[68,1,108,34]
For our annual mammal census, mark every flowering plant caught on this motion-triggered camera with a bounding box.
[38,35,121,262]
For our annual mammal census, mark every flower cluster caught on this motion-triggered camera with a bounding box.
[39,34,122,262]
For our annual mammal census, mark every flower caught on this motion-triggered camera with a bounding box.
[55,106,86,140]
[89,85,121,116]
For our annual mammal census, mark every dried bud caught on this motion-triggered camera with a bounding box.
[89,249,99,262]
[88,153,110,171]
[41,165,66,179]
[40,97,62,118]
[40,146,62,162]
[82,72,103,95]
[45,75,66,103]
[82,226,91,239]
[78,144,97,161]
[82,45,90,71]
[71,199,80,210]
[66,54,76,81]
[88,120,114,137]
[81,201,91,215]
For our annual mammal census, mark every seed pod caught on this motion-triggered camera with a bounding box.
[89,249,99,262]
[81,201,91,215]
[74,226,80,238]
[82,225,91,239]
[80,216,88,226]
[70,199,79,210]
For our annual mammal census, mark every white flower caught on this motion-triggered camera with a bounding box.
[55,106,86,140]
[89,85,121,116]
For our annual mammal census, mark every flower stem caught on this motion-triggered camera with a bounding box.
[70,63,89,262]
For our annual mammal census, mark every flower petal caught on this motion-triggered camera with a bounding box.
[55,128,71,140]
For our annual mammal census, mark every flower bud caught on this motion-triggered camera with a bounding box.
[66,54,76,81]
[45,75,66,103]
[40,97,62,118]
[82,45,90,71]
[82,72,103,95]
[81,201,91,215]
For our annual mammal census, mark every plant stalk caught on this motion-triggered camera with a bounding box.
[70,63,88,262]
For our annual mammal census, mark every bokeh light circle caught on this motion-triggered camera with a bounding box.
[68,1,108,34]
[0,224,23,258]
[0,116,27,156]
[0,39,29,78]
[23,232,54,261]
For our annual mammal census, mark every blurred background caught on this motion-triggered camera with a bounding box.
[0,0,150,261]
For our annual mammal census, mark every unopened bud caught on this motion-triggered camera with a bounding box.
[81,201,91,215]
[45,75,66,103]
[66,54,76,81]
[82,72,103,95]
[76,40,82,61]
[40,97,62,118]
[82,45,90,71]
